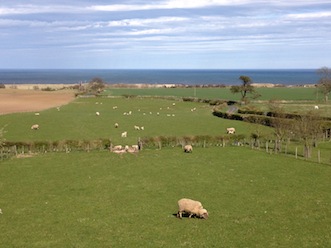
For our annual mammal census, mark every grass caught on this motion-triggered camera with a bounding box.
[0,147,330,247]
[0,97,272,143]
[103,86,322,101]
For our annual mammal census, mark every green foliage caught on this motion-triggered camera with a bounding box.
[0,148,330,247]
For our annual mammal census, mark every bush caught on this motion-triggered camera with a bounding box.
[0,83,5,89]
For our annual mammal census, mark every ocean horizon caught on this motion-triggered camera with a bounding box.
[0,69,320,86]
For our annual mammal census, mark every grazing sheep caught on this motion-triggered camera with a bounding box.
[184,145,193,153]
[112,145,123,151]
[140,126,144,130]
[226,127,236,134]
[121,131,127,138]
[114,123,119,128]
[56,107,60,111]
[96,111,100,116]
[131,145,139,151]
[0,208,2,214]
[113,149,126,154]
[31,124,39,130]
[177,198,208,219]
[113,106,118,109]
[134,125,140,130]
[34,112,40,116]
[314,105,319,110]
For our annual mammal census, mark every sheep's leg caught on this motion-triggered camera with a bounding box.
[177,211,182,219]
[188,213,193,218]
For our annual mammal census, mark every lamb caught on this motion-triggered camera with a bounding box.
[31,124,39,130]
[121,131,127,138]
[134,125,140,130]
[183,145,193,153]
[177,198,208,219]
[226,127,236,134]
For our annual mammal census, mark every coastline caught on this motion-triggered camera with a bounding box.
[4,82,317,90]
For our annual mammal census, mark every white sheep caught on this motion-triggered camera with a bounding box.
[35,112,40,116]
[140,126,144,130]
[96,111,100,116]
[177,198,208,219]
[134,125,140,130]
[183,145,193,153]
[226,127,236,134]
[314,105,319,110]
[112,145,123,151]
[114,123,119,128]
[121,131,127,138]
[31,124,39,130]
[131,145,139,151]
[0,208,2,214]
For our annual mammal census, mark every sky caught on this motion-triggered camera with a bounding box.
[0,0,330,69]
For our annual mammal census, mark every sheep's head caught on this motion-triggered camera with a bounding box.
[199,209,209,219]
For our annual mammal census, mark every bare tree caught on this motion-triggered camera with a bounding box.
[317,66,331,102]
[292,111,323,158]
[230,75,260,103]
[87,77,107,93]
[269,103,293,153]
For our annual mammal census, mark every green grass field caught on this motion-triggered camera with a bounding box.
[0,147,330,247]
[0,89,330,247]
[104,86,322,101]
[0,97,272,144]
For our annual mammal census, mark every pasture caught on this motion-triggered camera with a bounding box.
[0,87,330,247]
[0,147,330,247]
[104,86,321,101]
[0,97,272,144]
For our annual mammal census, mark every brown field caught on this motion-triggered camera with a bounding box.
[0,88,76,115]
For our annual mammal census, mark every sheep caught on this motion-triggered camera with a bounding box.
[177,198,208,219]
[226,127,236,134]
[113,106,118,109]
[134,125,140,130]
[114,123,119,128]
[131,145,139,151]
[183,145,193,153]
[31,124,39,130]
[314,105,319,110]
[96,111,100,116]
[34,112,40,116]
[140,126,144,131]
[0,208,2,214]
[112,145,123,151]
[121,131,127,138]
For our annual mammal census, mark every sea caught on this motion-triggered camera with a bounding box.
[0,69,320,86]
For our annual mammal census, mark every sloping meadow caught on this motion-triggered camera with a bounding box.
[0,147,330,247]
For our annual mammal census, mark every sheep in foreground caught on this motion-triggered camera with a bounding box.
[177,198,208,219]
[183,145,193,153]
[31,124,39,130]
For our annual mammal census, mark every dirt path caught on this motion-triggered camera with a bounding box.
[0,89,76,115]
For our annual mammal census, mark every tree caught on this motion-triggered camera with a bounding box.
[292,111,323,158]
[230,75,259,102]
[317,66,331,102]
[87,77,106,93]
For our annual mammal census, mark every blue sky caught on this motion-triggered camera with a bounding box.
[0,0,330,69]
